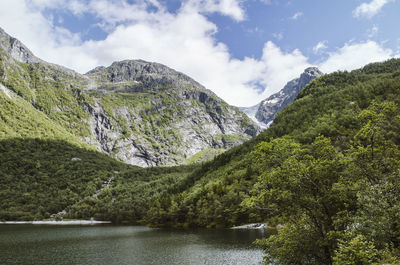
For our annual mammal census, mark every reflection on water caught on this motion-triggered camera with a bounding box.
[0,225,265,265]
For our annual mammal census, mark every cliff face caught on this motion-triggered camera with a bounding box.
[0,27,260,166]
[240,67,323,127]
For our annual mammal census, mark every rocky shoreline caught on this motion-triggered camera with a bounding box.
[231,223,266,229]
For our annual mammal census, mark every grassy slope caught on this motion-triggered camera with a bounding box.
[0,88,86,143]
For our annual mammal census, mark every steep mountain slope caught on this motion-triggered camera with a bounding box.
[83,60,260,166]
[0,27,259,166]
[0,84,84,145]
[241,67,322,127]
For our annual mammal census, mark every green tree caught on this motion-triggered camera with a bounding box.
[333,233,378,265]
[247,136,352,264]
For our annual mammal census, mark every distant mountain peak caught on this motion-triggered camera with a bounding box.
[85,66,106,75]
[240,67,323,128]
[255,67,323,126]
[304,66,321,75]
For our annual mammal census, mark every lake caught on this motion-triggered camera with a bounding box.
[0,225,265,265]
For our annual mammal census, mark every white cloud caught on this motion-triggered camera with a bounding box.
[272,32,283,40]
[367,25,379,38]
[28,0,64,9]
[319,41,394,73]
[290,11,303,20]
[183,0,245,21]
[258,42,310,98]
[247,27,263,34]
[313,41,328,54]
[353,0,394,18]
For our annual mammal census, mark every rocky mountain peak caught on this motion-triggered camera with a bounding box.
[243,67,323,127]
[85,66,106,75]
[0,27,84,80]
[0,27,39,64]
[303,67,322,76]
[85,59,208,94]
[298,67,323,88]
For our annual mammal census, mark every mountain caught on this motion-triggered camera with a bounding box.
[0,27,260,167]
[241,67,323,127]
[83,60,260,166]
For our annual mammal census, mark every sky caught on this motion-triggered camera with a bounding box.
[0,0,399,107]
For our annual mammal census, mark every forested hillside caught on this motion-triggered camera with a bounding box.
[161,58,400,264]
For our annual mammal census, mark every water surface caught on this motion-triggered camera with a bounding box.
[0,225,265,265]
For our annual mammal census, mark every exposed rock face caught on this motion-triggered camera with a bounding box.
[0,27,81,78]
[253,67,323,126]
[0,27,39,64]
[0,27,260,167]
[83,60,260,166]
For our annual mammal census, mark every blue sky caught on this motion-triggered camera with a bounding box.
[0,0,399,106]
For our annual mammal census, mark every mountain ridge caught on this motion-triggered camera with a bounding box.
[0,27,260,166]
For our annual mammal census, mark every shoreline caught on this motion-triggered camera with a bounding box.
[231,223,267,229]
[0,220,111,225]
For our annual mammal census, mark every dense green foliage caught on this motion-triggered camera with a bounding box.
[0,138,132,220]
[0,136,199,222]
[248,60,400,264]
[67,164,197,224]
[2,55,400,264]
